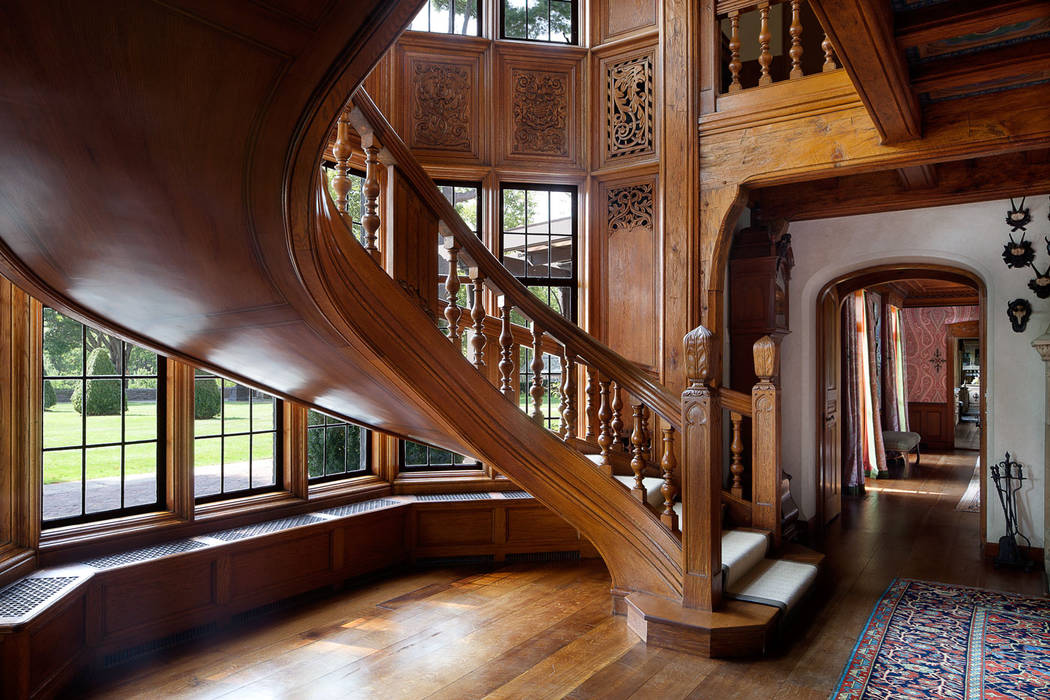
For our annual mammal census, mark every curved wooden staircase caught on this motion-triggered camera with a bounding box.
[0,0,820,659]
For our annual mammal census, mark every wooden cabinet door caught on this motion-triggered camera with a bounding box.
[819,288,842,524]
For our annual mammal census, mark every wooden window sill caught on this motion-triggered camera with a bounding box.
[0,545,37,589]
[308,475,391,502]
[393,472,523,494]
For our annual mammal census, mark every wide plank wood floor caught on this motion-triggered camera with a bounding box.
[67,451,1045,699]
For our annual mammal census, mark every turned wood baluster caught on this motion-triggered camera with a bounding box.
[789,0,804,79]
[728,12,742,92]
[823,33,838,72]
[556,358,568,438]
[561,353,577,440]
[758,2,773,86]
[498,297,515,400]
[469,272,486,370]
[640,406,652,462]
[331,111,353,213]
[585,367,599,439]
[730,411,745,499]
[597,379,613,475]
[361,140,382,260]
[530,327,546,425]
[610,382,624,451]
[630,404,650,501]
[660,427,679,532]
[444,244,462,343]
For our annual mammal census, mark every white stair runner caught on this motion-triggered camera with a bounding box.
[590,456,818,612]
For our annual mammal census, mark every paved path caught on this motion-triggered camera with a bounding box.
[42,460,275,521]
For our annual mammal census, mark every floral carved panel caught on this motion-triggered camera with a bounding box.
[410,61,472,150]
[603,51,655,164]
[607,183,654,233]
[511,69,569,156]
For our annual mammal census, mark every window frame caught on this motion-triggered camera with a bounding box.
[500,0,579,45]
[398,440,482,472]
[498,181,579,323]
[192,370,284,505]
[40,310,167,529]
[306,409,372,485]
[409,0,483,37]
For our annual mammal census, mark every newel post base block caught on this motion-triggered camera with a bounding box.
[623,592,778,658]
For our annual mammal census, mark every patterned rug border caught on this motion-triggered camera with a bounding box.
[830,578,1050,699]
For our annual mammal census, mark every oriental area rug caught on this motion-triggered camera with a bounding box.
[831,578,1050,699]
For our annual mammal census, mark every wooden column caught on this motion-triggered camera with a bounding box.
[680,325,721,611]
[166,359,196,521]
[751,336,782,547]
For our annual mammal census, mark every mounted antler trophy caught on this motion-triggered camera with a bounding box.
[1008,298,1032,333]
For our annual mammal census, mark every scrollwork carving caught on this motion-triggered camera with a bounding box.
[607,184,654,233]
[411,61,471,150]
[606,54,654,160]
[512,69,568,155]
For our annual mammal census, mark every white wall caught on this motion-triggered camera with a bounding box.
[781,195,1050,547]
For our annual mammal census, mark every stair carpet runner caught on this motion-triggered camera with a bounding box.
[609,472,818,613]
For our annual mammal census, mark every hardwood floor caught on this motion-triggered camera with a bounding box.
[67,451,1045,699]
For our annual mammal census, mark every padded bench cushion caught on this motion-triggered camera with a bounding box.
[882,431,920,452]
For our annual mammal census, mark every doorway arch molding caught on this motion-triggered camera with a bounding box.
[809,260,988,543]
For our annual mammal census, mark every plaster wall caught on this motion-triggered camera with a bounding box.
[781,196,1050,547]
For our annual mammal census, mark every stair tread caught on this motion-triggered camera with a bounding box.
[612,475,665,511]
[725,558,818,612]
[720,530,770,590]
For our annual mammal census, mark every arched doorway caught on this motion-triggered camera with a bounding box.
[815,264,986,545]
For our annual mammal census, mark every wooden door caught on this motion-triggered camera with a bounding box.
[819,288,842,524]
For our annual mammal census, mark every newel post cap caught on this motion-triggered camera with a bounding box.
[683,325,713,385]
[753,335,778,380]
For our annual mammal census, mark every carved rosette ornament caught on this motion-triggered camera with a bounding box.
[511,69,568,156]
[606,54,654,160]
[411,62,471,150]
[683,325,713,387]
[607,184,654,233]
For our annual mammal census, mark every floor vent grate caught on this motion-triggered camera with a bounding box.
[506,551,580,563]
[103,621,219,668]
[0,576,79,618]
[415,492,492,502]
[415,555,495,567]
[209,514,325,542]
[320,499,400,518]
[85,539,209,569]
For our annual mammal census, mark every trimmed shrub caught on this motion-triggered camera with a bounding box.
[43,380,56,410]
[195,378,221,420]
[71,348,123,415]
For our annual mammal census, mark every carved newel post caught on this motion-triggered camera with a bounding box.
[1032,327,1050,581]
[680,325,722,611]
[751,336,783,547]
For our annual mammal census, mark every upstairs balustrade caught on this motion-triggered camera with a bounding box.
[323,88,786,611]
[714,0,838,95]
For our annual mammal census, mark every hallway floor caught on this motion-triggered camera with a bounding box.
[70,451,1045,699]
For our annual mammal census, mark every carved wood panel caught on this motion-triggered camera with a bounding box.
[594,0,658,44]
[397,37,487,164]
[496,45,585,170]
[599,175,659,370]
[595,42,657,170]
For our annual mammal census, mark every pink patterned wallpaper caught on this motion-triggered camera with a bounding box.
[902,305,979,404]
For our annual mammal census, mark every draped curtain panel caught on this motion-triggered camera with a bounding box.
[864,293,887,478]
[843,294,865,489]
[884,305,909,432]
[844,291,888,488]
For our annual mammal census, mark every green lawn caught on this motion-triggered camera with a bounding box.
[43,401,275,484]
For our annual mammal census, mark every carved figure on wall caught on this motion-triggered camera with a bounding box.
[1008,298,1032,332]
[411,62,471,149]
[606,55,654,160]
[607,184,653,233]
[512,70,568,155]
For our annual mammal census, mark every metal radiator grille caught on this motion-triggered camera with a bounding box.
[85,539,209,570]
[501,491,532,499]
[320,499,399,518]
[209,514,325,542]
[415,492,492,502]
[506,551,580,562]
[0,576,78,618]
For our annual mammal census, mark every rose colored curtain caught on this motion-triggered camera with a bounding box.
[844,291,887,490]
[884,305,909,432]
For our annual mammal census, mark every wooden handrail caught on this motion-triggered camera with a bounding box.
[349,90,681,429]
[718,387,752,416]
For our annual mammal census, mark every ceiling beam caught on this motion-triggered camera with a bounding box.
[808,0,922,143]
[896,0,1050,50]
[896,164,938,190]
[911,37,1050,94]
[753,150,1050,221]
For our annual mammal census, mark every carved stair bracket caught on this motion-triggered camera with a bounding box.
[683,325,714,387]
